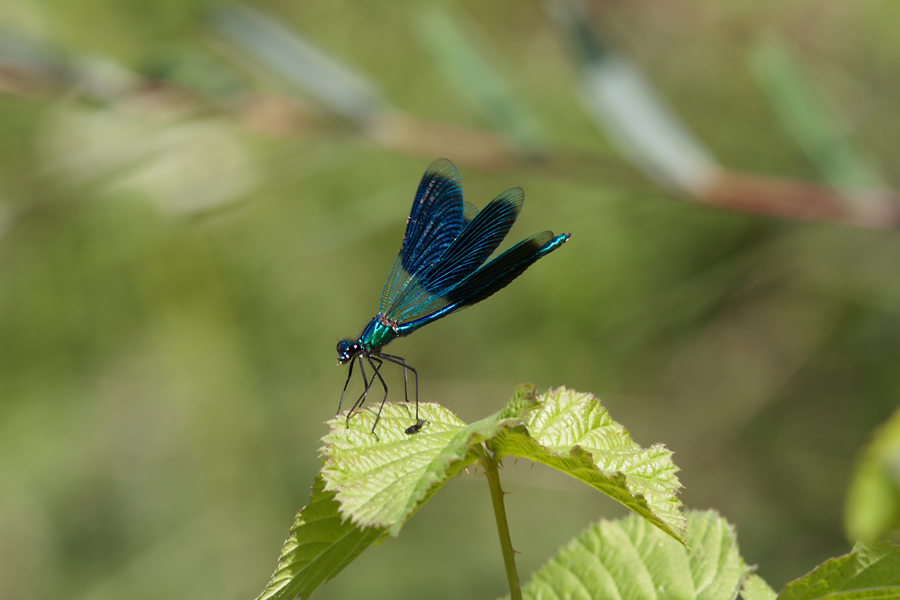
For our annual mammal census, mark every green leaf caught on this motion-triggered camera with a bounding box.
[492,387,686,543]
[321,385,683,542]
[261,386,686,600]
[845,406,900,542]
[517,510,754,600]
[255,474,388,600]
[320,391,537,534]
[741,575,777,600]
[778,541,900,600]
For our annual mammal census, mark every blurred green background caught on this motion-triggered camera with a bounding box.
[1,1,899,599]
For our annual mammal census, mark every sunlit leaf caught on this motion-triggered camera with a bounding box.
[493,387,686,543]
[255,474,388,600]
[320,390,537,534]
[741,574,777,600]
[517,510,753,600]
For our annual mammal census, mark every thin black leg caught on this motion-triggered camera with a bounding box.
[380,353,419,420]
[338,358,356,415]
[346,355,375,427]
[350,355,375,413]
[364,353,390,437]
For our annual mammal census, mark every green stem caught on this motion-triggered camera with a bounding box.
[477,444,522,600]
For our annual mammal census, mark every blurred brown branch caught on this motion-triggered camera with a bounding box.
[1,22,897,229]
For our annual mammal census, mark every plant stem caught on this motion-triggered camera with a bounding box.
[477,444,522,600]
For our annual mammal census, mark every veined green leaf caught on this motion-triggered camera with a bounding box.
[741,574,778,600]
[516,510,753,600]
[320,392,537,534]
[493,387,686,543]
[778,541,900,600]
[265,385,686,600]
[255,474,388,600]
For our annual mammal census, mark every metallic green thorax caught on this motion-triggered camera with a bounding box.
[358,315,401,352]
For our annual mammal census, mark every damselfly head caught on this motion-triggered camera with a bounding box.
[336,340,361,364]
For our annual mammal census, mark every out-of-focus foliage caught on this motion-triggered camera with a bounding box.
[1,1,899,599]
[846,406,900,542]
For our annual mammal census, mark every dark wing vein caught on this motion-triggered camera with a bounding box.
[379,159,465,315]
[416,187,523,294]
[394,231,570,332]
[443,231,569,309]
[384,187,523,323]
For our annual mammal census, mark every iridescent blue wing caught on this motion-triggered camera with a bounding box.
[384,187,524,323]
[444,231,570,308]
[396,231,569,334]
[418,187,523,293]
[401,159,466,274]
[379,159,465,315]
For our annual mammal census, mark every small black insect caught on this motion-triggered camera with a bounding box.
[404,419,428,435]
